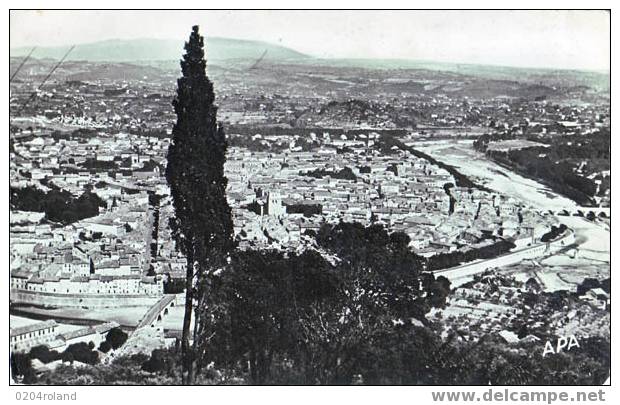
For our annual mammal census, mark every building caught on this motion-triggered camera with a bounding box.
[581,288,609,309]
[267,191,285,217]
[10,320,59,352]
[57,321,120,350]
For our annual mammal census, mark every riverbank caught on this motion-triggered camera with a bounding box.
[10,303,186,331]
[415,139,580,211]
[417,139,609,288]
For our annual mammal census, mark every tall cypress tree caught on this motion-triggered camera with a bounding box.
[166,25,234,384]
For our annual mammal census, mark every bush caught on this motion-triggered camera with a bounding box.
[141,349,174,374]
[99,341,112,353]
[61,351,74,364]
[302,166,357,181]
[28,345,61,364]
[426,239,516,271]
[106,328,128,350]
[540,224,567,242]
[11,352,37,383]
[129,353,150,364]
[64,342,99,365]
[285,203,322,217]
[576,278,602,296]
[141,355,166,373]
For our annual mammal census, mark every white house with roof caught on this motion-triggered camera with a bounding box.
[10,320,59,352]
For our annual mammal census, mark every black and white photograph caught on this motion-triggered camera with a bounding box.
[7,7,612,391]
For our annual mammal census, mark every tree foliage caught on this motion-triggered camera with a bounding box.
[10,186,106,224]
[165,25,234,383]
[426,240,516,270]
[105,328,128,350]
[63,342,99,365]
[474,131,610,206]
[540,224,568,242]
[11,352,37,383]
[198,223,452,384]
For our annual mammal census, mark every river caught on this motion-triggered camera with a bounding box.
[414,139,610,273]
[413,139,580,211]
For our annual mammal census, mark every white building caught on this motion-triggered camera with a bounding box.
[10,320,59,352]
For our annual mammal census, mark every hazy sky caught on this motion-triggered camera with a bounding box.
[10,10,610,70]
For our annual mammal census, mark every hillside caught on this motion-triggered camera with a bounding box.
[11,39,609,94]
[301,58,610,93]
[10,37,309,62]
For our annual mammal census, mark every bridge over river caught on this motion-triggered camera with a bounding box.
[135,294,178,330]
[111,294,181,358]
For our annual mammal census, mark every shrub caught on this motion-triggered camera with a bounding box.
[28,345,61,364]
[106,328,128,350]
[11,352,37,383]
[99,341,112,353]
[64,342,98,365]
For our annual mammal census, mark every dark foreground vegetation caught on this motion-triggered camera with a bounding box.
[13,223,609,385]
[22,326,609,385]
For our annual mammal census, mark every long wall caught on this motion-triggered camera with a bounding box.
[10,289,161,308]
[435,230,575,286]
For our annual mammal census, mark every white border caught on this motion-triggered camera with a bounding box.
[3,2,616,404]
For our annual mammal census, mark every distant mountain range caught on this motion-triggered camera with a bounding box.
[10,37,609,92]
[10,37,310,62]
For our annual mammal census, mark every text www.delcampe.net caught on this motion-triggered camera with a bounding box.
[431,389,606,403]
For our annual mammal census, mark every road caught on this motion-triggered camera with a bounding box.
[415,139,609,284]
[435,229,575,287]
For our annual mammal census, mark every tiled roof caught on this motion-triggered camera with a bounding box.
[92,321,120,334]
[10,320,58,337]
[59,327,95,341]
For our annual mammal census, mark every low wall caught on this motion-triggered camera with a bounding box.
[10,289,162,308]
